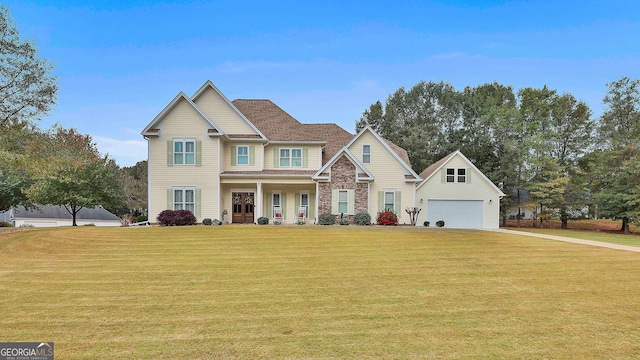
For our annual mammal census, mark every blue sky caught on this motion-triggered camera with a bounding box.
[5,0,640,166]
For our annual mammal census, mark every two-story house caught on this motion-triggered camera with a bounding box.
[141,80,504,228]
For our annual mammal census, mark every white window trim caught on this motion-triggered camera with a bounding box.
[237,145,249,166]
[362,144,371,164]
[300,191,309,219]
[384,189,396,212]
[446,168,466,183]
[338,190,348,214]
[174,138,196,166]
[272,191,282,219]
[173,186,196,212]
[279,148,303,167]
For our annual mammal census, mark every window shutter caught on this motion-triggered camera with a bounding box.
[195,188,202,217]
[249,146,255,166]
[302,148,308,167]
[266,193,272,218]
[196,140,202,167]
[231,146,237,166]
[466,168,471,183]
[441,169,445,183]
[167,189,173,210]
[273,148,279,168]
[167,141,173,166]
[282,193,287,220]
[331,189,339,214]
[396,191,402,215]
[378,191,384,211]
[348,189,355,215]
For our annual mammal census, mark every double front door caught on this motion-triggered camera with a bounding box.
[232,192,254,223]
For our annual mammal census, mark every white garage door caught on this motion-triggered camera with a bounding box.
[427,200,484,229]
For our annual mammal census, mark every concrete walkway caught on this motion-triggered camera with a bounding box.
[490,228,640,253]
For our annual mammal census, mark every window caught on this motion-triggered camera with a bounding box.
[300,193,309,218]
[273,192,282,219]
[174,187,195,213]
[446,168,467,183]
[457,168,466,183]
[362,144,371,164]
[237,146,249,165]
[384,191,395,212]
[174,139,195,165]
[338,190,348,214]
[279,148,302,167]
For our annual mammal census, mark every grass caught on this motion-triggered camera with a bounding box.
[1,226,640,359]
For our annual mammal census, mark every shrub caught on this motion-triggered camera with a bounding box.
[0,221,13,227]
[436,220,445,227]
[257,217,269,225]
[377,210,398,226]
[424,221,430,227]
[19,223,33,228]
[340,219,350,225]
[157,209,197,226]
[273,220,282,225]
[353,212,371,226]
[202,218,213,226]
[136,215,148,223]
[317,213,335,225]
[295,220,305,225]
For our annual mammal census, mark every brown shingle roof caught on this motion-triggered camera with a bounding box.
[232,99,353,164]
[418,151,458,180]
[231,99,412,167]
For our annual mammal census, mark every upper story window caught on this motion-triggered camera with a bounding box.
[446,168,466,183]
[237,146,249,165]
[362,144,371,164]
[174,139,195,165]
[280,148,302,167]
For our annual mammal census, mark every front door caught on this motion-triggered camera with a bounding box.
[232,192,254,223]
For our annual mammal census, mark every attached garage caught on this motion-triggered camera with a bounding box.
[415,151,505,229]
[427,200,484,229]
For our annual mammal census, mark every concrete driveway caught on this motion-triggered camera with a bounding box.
[490,228,640,253]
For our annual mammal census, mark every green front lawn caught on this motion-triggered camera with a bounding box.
[1,226,639,359]
[506,227,640,247]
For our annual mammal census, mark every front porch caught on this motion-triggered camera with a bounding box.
[220,182,316,224]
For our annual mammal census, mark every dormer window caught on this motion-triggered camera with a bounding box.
[446,168,466,183]
[362,144,371,164]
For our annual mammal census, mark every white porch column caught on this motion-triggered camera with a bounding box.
[256,182,263,220]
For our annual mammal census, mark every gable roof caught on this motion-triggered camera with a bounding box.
[345,126,421,181]
[7,205,120,221]
[141,92,223,136]
[192,81,267,140]
[416,150,506,196]
[232,100,354,163]
[313,148,374,181]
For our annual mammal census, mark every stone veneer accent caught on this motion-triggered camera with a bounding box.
[318,155,369,222]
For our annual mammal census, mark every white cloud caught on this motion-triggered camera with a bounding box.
[92,135,147,167]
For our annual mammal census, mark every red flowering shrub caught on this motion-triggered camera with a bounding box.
[157,209,197,226]
[376,210,398,226]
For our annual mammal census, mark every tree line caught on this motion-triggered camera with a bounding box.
[0,5,146,225]
[356,78,640,232]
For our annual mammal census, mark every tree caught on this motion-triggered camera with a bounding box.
[26,126,126,226]
[119,160,148,216]
[592,77,640,233]
[0,5,57,128]
[0,124,35,211]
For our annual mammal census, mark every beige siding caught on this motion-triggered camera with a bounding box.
[222,142,263,171]
[264,144,322,171]
[415,154,502,228]
[148,98,220,222]
[347,131,414,222]
[193,87,258,135]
